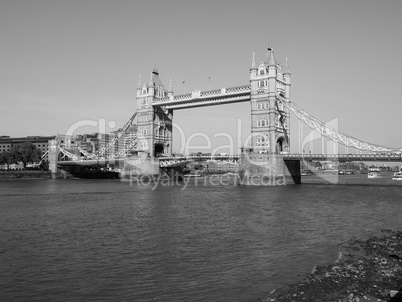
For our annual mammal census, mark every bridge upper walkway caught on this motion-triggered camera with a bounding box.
[152,85,251,110]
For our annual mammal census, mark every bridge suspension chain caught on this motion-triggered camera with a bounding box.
[57,146,79,161]
[95,111,138,158]
[275,100,289,144]
[77,146,93,158]
[279,95,401,153]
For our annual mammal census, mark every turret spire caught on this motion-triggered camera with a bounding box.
[251,51,256,69]
[284,57,290,74]
[267,45,276,66]
[138,75,142,88]
[149,72,154,86]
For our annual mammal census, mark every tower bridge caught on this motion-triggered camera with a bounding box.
[49,45,402,183]
[133,46,290,158]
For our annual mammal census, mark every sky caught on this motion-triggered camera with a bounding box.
[1,0,402,154]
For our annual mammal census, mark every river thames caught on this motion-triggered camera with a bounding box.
[1,173,402,301]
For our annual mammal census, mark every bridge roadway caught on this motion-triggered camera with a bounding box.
[284,153,402,162]
[57,153,402,169]
[159,153,402,167]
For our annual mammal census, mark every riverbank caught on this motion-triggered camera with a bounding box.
[263,230,402,302]
[0,170,51,180]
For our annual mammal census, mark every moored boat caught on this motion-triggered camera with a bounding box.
[392,168,402,181]
[367,168,381,179]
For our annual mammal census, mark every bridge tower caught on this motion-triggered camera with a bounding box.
[135,68,173,157]
[249,46,290,154]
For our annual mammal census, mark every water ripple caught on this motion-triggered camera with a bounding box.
[1,176,402,301]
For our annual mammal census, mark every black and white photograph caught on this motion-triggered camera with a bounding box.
[1,1,402,301]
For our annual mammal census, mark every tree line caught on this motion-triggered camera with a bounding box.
[0,142,48,170]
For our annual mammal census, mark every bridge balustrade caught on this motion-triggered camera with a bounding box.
[284,154,402,161]
[200,89,222,98]
[159,154,240,161]
[153,85,251,107]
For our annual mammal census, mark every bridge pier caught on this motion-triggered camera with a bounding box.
[121,155,185,182]
[238,149,301,185]
[48,140,61,179]
[121,156,159,179]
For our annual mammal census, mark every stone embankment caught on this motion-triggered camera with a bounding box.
[0,171,51,180]
[263,230,402,302]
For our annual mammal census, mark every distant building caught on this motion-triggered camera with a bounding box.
[50,133,112,157]
[75,133,100,153]
[0,135,56,161]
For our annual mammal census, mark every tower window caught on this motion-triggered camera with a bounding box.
[259,69,265,75]
[257,119,268,127]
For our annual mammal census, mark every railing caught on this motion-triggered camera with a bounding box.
[200,88,224,98]
[159,155,240,161]
[284,153,402,161]
[153,85,251,106]
[160,153,402,161]
[164,94,251,109]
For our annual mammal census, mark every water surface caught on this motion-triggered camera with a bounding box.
[1,174,401,301]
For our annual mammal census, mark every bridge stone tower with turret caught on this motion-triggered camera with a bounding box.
[250,46,290,154]
[136,68,173,157]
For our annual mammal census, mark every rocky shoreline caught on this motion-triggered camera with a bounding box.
[262,230,402,302]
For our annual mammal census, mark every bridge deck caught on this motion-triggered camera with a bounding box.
[57,153,402,168]
[284,154,402,162]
